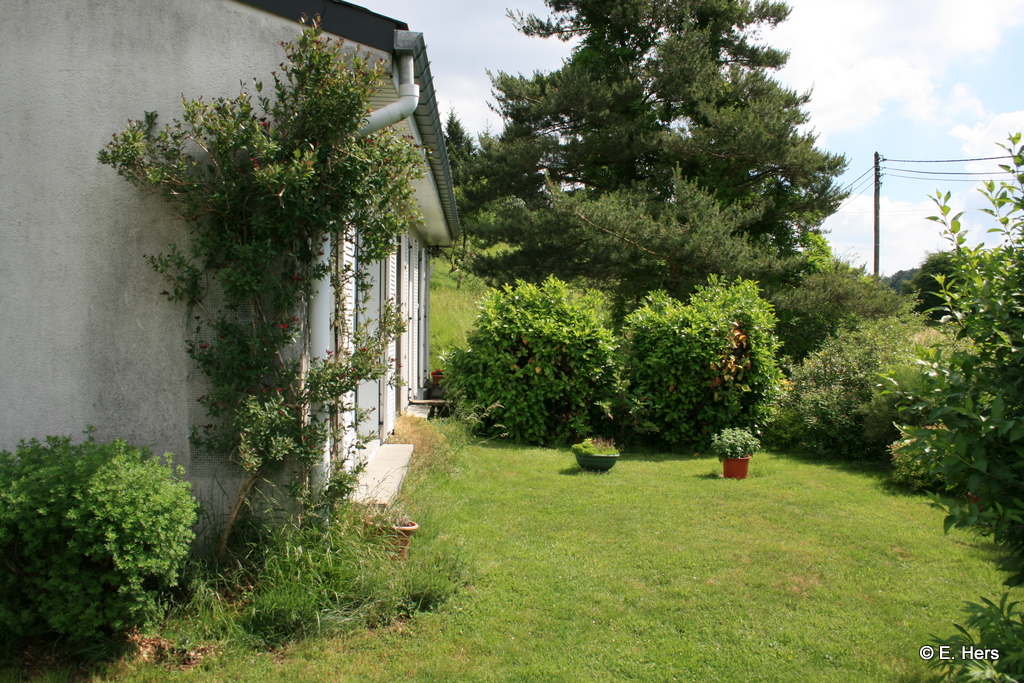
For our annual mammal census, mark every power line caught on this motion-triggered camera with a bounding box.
[840,166,874,193]
[884,173,1008,183]
[836,176,874,211]
[851,150,1017,274]
[845,175,875,195]
[884,166,1013,176]
[883,155,1012,163]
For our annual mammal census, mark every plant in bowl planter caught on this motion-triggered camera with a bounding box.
[710,428,760,479]
[571,437,620,472]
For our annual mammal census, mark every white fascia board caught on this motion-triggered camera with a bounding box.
[372,66,453,247]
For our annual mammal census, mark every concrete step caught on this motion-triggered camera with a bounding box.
[405,403,431,419]
[353,443,414,507]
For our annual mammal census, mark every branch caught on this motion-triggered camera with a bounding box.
[571,209,669,262]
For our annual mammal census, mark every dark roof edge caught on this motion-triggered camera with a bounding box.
[234,0,460,242]
[407,33,462,243]
[236,0,408,51]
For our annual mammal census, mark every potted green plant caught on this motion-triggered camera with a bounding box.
[571,437,620,471]
[710,428,760,479]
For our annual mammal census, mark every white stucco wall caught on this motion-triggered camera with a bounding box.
[0,0,443,531]
[0,0,333,468]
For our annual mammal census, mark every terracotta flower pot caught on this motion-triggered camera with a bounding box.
[392,520,419,560]
[722,456,751,479]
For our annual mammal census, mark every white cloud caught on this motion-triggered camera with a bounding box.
[822,194,949,274]
[771,0,1024,141]
[945,84,986,121]
[364,0,576,135]
[951,110,1024,162]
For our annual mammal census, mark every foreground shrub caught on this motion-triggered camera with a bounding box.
[902,250,956,321]
[928,594,1024,681]
[894,137,1024,584]
[622,277,782,447]
[765,315,922,460]
[446,277,617,444]
[0,431,197,644]
[888,429,958,493]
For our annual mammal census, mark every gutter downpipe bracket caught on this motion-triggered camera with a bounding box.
[310,31,421,491]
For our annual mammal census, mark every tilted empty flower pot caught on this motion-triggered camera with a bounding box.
[392,519,419,560]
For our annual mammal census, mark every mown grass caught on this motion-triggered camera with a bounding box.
[97,430,1021,682]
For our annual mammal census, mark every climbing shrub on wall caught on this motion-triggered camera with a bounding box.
[98,20,421,551]
[622,277,782,447]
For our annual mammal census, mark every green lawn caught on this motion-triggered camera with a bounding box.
[56,265,1016,681]
[108,434,1020,682]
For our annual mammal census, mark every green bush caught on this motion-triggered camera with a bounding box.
[894,138,1024,584]
[446,277,617,444]
[928,594,1024,681]
[888,430,961,493]
[0,431,197,644]
[766,315,922,460]
[771,258,912,362]
[622,277,782,447]
[902,250,955,321]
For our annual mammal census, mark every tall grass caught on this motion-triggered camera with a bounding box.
[429,262,489,370]
[156,505,464,652]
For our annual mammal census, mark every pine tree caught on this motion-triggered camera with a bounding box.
[463,0,847,313]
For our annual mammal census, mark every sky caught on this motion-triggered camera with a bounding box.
[362,0,1024,275]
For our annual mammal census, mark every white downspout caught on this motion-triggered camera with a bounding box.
[358,52,420,137]
[310,37,420,492]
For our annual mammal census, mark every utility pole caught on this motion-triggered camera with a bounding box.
[873,152,881,277]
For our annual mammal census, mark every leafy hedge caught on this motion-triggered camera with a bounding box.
[445,278,617,444]
[0,432,197,644]
[622,277,782,447]
[765,316,922,460]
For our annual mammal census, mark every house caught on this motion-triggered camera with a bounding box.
[0,0,458,515]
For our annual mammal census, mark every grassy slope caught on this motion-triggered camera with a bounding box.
[115,441,1021,682]
[427,262,489,371]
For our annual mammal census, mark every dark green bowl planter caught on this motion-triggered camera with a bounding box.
[572,439,620,471]
[573,451,619,471]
